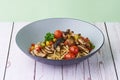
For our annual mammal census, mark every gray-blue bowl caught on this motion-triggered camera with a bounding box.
[16,18,104,66]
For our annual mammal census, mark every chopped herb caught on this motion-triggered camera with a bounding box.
[90,42,95,49]
[45,32,54,41]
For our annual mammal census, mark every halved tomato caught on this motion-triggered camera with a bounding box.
[69,45,79,55]
[64,52,75,60]
[54,30,63,39]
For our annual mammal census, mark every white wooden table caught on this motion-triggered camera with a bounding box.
[0,22,120,80]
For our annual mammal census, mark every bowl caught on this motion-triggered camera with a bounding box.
[16,18,104,65]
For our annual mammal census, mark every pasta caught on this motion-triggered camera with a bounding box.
[29,29,95,60]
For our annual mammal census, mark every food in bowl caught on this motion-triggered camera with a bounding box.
[29,29,95,60]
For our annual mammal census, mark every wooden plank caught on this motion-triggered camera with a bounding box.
[62,23,116,80]
[2,22,118,80]
[0,22,13,80]
[36,23,117,80]
[88,23,117,80]
[63,60,91,80]
[35,62,62,80]
[4,22,35,80]
[62,64,77,80]
[106,23,120,80]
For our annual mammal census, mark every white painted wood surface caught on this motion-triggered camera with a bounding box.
[88,23,117,80]
[4,22,35,80]
[106,23,120,79]
[0,23,13,80]
[0,22,119,80]
[35,62,62,80]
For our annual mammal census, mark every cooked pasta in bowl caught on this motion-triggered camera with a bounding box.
[16,18,104,65]
[29,29,95,60]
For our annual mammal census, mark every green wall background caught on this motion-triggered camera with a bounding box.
[0,0,120,22]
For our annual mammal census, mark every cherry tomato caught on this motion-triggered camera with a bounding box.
[69,46,79,55]
[29,43,35,52]
[35,46,41,52]
[64,52,75,60]
[54,30,63,39]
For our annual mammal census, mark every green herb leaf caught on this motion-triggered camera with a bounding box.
[90,42,95,49]
[45,32,54,41]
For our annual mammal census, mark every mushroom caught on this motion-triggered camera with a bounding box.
[36,52,46,57]
[78,38,85,45]
[78,45,89,53]
[33,49,46,57]
[44,48,53,54]
[45,46,51,51]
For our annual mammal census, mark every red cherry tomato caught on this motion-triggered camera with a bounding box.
[35,46,41,52]
[69,46,79,55]
[54,30,63,39]
[29,43,35,52]
[64,52,75,60]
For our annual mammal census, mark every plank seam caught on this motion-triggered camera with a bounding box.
[87,59,92,80]
[104,22,119,80]
[34,61,36,80]
[61,65,63,80]
[3,22,14,80]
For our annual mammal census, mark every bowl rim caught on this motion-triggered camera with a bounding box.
[16,18,105,61]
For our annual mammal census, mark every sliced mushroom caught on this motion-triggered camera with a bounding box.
[44,48,53,54]
[76,52,88,58]
[33,49,46,57]
[82,52,88,55]
[45,46,52,51]
[30,51,35,56]
[33,50,39,55]
[78,38,85,45]
[36,52,46,57]
[78,45,89,53]
[41,49,46,54]
[44,46,54,53]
